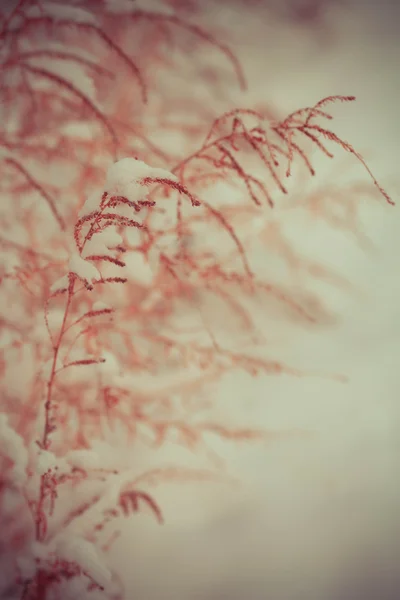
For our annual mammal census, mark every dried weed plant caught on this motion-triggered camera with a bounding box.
[0,0,394,598]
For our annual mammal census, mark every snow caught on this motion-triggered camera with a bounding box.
[125,250,155,286]
[35,449,60,475]
[50,274,69,294]
[69,252,101,285]
[104,157,178,204]
[61,121,95,140]
[81,229,123,259]
[56,537,113,590]
[78,190,103,219]
[66,449,101,470]
[16,555,36,580]
[92,301,112,311]
[97,351,121,380]
[0,415,28,486]
[55,158,178,297]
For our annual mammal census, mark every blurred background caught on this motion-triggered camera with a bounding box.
[108,1,400,599]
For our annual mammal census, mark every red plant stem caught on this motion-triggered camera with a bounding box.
[4,158,66,231]
[41,280,75,451]
[42,193,112,448]
[36,191,116,543]
[35,476,47,543]
[34,279,76,548]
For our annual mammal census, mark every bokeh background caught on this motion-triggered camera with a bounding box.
[108,1,400,599]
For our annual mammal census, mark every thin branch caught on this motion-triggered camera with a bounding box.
[4,157,66,230]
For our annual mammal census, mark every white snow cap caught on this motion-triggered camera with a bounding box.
[78,190,103,218]
[56,537,113,589]
[81,229,123,259]
[104,157,177,203]
[0,415,28,486]
[69,252,100,285]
